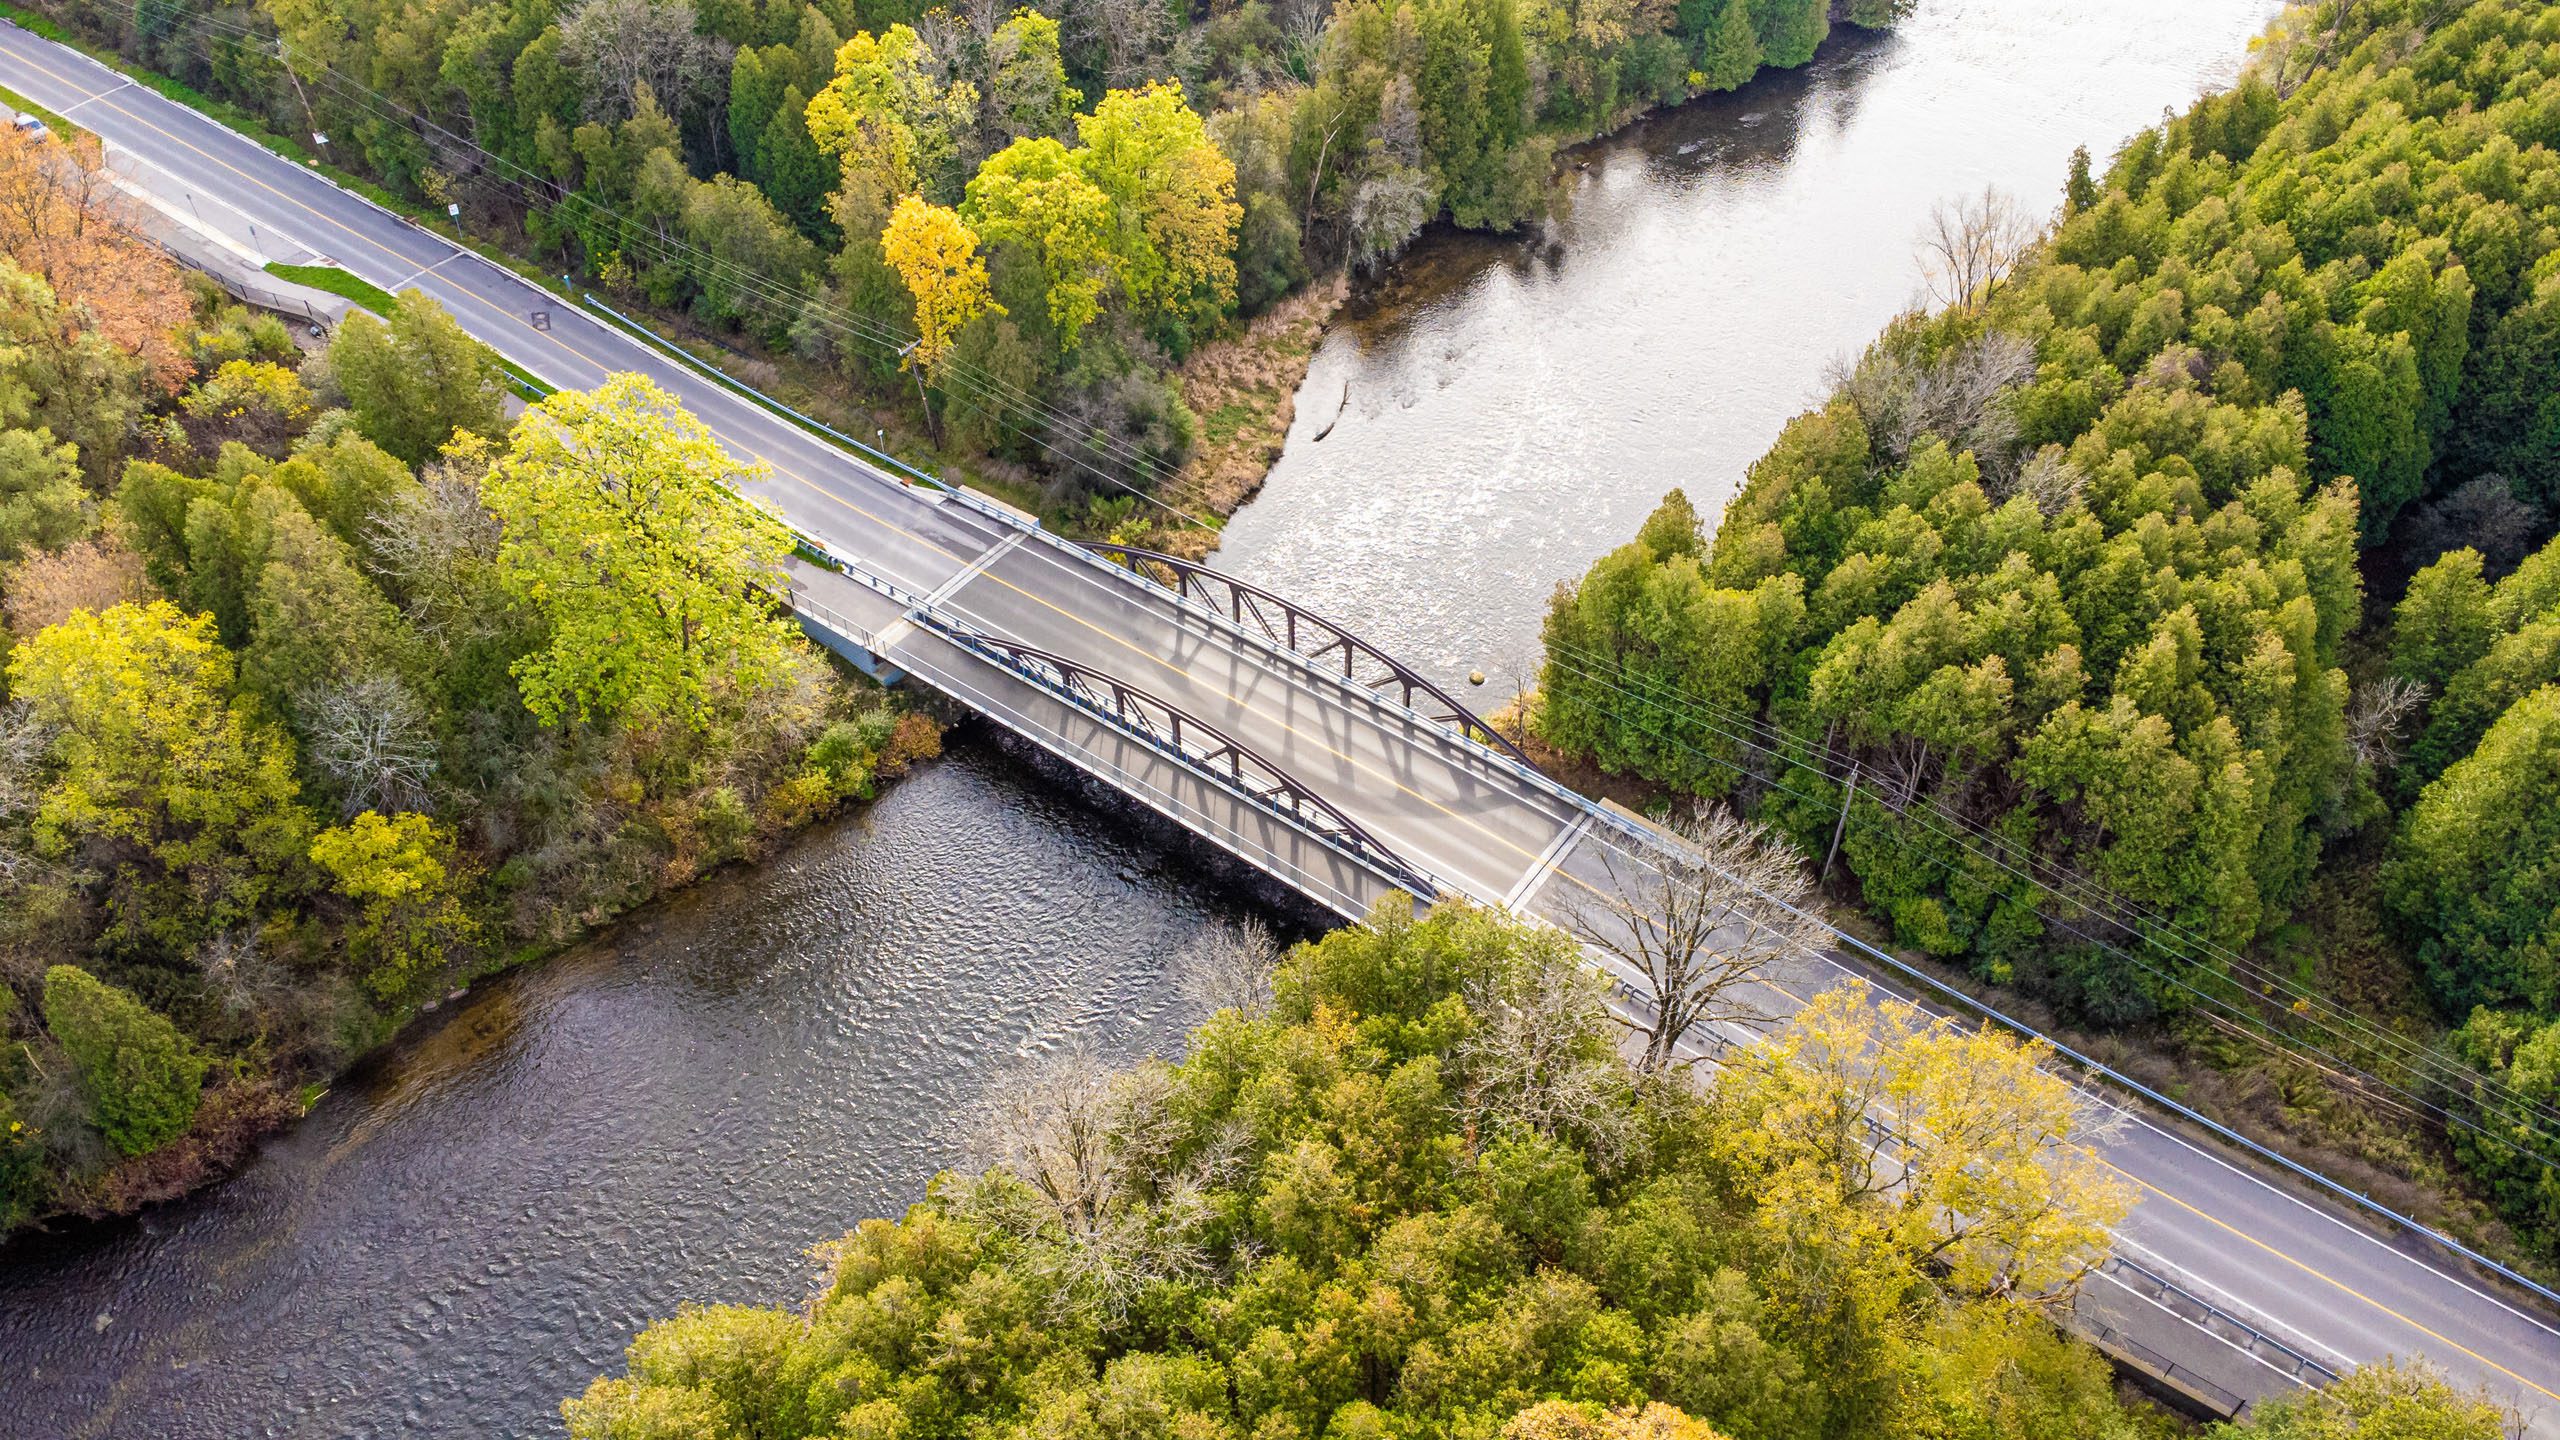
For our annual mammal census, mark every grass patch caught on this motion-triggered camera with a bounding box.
[267,260,396,314]
[1201,401,1257,446]
[263,261,551,398]
[0,81,81,140]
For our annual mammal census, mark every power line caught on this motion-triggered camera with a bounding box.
[1534,640,2560,1155]
[1538,632,2560,1134]
[175,7,1224,524]
[1538,634,2560,1133]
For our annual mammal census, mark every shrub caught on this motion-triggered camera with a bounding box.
[41,964,206,1157]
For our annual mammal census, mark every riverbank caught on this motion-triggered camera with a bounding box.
[14,687,950,1241]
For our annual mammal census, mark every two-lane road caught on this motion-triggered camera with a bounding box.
[1,19,2553,1434]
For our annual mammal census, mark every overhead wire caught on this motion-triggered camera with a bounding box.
[1537,631,2560,1136]
[1532,640,2560,1158]
[172,6,1224,524]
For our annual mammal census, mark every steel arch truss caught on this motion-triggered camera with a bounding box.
[1081,542,1539,771]
[922,619,1439,899]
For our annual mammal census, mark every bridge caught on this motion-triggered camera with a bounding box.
[0,20,2552,1432]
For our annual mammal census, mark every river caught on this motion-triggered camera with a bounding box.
[0,4,2278,1436]
[1218,0,2281,682]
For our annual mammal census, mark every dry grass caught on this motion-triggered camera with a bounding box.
[1158,272,1350,560]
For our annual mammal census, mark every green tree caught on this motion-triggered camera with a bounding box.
[0,426,85,562]
[565,898,2152,1440]
[480,375,803,731]
[311,810,477,1002]
[806,23,979,206]
[2393,550,2499,695]
[1072,82,1241,350]
[1752,0,1825,68]
[327,291,510,465]
[2216,1358,2507,1440]
[964,136,1115,350]
[729,44,784,175]
[41,964,206,1156]
[8,601,313,951]
[756,85,834,239]
[986,8,1079,145]
[2384,684,2560,1015]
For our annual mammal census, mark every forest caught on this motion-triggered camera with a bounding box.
[563,898,2511,1440]
[0,126,926,1231]
[13,0,1907,517]
[1537,0,2560,1258]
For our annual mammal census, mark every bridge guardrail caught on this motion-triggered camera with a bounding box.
[2101,1255,2342,1386]
[904,647,1422,922]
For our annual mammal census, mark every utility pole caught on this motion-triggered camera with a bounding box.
[276,39,327,157]
[898,339,939,446]
[1821,760,1859,885]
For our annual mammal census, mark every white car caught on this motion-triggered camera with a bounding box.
[10,111,48,141]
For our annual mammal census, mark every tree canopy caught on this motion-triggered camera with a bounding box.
[481,373,804,731]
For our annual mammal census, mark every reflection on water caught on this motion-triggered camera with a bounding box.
[1216,0,2284,683]
[0,738,1263,1440]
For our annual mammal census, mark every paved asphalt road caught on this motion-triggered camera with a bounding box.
[3,20,2554,1432]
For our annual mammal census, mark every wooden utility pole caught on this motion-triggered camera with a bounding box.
[1821,761,1859,884]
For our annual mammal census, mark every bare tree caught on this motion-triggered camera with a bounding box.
[304,674,438,817]
[0,701,50,889]
[2007,444,2087,518]
[1174,918,1281,1017]
[1453,931,1641,1170]
[1,535,150,637]
[971,1045,1127,1235]
[559,0,714,123]
[1825,328,2035,466]
[1279,0,1331,75]
[196,926,297,1025]
[2347,675,2431,772]
[960,1046,1233,1320]
[370,466,504,642]
[1918,185,2038,313]
[1566,808,1830,1075]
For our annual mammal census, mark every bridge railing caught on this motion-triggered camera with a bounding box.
[800,548,1449,912]
[580,259,2560,1348]
[907,644,1424,922]
[2098,1254,2342,1387]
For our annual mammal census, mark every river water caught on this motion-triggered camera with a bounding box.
[1219,0,2281,682]
[0,5,2276,1436]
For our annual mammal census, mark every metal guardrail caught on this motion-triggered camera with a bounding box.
[793,547,1447,909]
[1078,541,1538,771]
[163,248,335,328]
[2101,1254,2342,1387]
[2077,1311,2250,1417]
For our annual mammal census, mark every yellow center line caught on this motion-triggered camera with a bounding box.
[30,45,2554,1397]
[2126,1172,2560,1406]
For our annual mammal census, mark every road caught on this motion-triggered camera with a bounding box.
[1,20,2553,1432]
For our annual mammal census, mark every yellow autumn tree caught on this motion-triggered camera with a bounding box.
[804,24,977,222]
[1070,82,1239,346]
[880,195,996,375]
[1709,981,2131,1303]
[310,810,477,1002]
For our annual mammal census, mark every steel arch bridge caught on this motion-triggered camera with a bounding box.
[1079,542,1539,772]
[915,616,1442,900]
